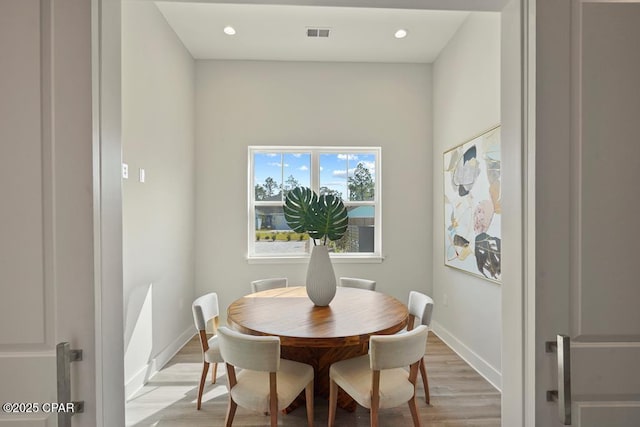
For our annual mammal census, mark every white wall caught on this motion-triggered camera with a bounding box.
[122,2,196,398]
[432,13,502,388]
[195,60,433,317]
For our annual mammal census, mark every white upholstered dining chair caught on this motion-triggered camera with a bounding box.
[217,326,314,427]
[191,292,224,410]
[250,277,288,293]
[406,291,435,403]
[328,325,429,427]
[338,277,376,291]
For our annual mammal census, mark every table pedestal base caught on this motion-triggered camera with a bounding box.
[281,343,367,413]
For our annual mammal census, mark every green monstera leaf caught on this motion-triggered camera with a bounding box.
[284,187,348,245]
[283,187,317,234]
[309,195,348,243]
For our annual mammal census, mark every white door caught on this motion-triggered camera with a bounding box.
[0,1,98,426]
[536,0,640,425]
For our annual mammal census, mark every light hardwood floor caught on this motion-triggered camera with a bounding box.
[126,332,500,426]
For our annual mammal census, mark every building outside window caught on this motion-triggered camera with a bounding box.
[248,146,381,260]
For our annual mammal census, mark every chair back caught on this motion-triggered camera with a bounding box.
[339,277,376,291]
[407,291,434,329]
[192,292,219,331]
[422,295,434,327]
[217,327,280,372]
[369,325,428,371]
[251,277,288,293]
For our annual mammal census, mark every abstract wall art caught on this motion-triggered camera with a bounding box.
[444,126,501,283]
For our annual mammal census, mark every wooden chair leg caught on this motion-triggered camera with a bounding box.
[269,372,278,427]
[197,361,210,410]
[371,371,380,427]
[370,402,379,427]
[408,395,421,427]
[224,398,237,427]
[211,362,218,384]
[419,358,430,404]
[270,405,277,427]
[305,380,314,427]
[328,379,338,427]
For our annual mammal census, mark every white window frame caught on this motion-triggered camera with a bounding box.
[248,146,383,263]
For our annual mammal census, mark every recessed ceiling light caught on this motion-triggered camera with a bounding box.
[394,29,408,39]
[223,26,236,36]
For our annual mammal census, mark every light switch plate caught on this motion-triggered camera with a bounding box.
[139,168,145,183]
[122,163,129,179]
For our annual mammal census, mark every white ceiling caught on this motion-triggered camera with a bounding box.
[155,2,471,63]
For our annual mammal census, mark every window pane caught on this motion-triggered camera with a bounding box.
[254,152,282,201]
[282,153,311,198]
[249,147,380,258]
[328,205,375,253]
[347,153,376,202]
[254,206,310,255]
[319,153,347,200]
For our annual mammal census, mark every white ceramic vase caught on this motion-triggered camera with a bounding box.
[305,245,337,306]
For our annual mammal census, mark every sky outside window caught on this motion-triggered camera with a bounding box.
[254,152,310,201]
[282,153,311,191]
[320,153,376,201]
[255,152,376,201]
[319,153,347,199]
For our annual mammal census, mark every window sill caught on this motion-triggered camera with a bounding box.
[246,254,385,264]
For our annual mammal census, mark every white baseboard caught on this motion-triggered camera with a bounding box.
[124,363,150,402]
[125,326,196,400]
[430,321,502,391]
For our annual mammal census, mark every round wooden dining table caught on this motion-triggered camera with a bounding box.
[227,286,408,412]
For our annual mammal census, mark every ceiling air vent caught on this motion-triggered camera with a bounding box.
[307,28,330,38]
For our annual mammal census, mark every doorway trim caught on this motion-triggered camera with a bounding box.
[523,1,536,426]
[93,1,125,426]
[92,0,533,425]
